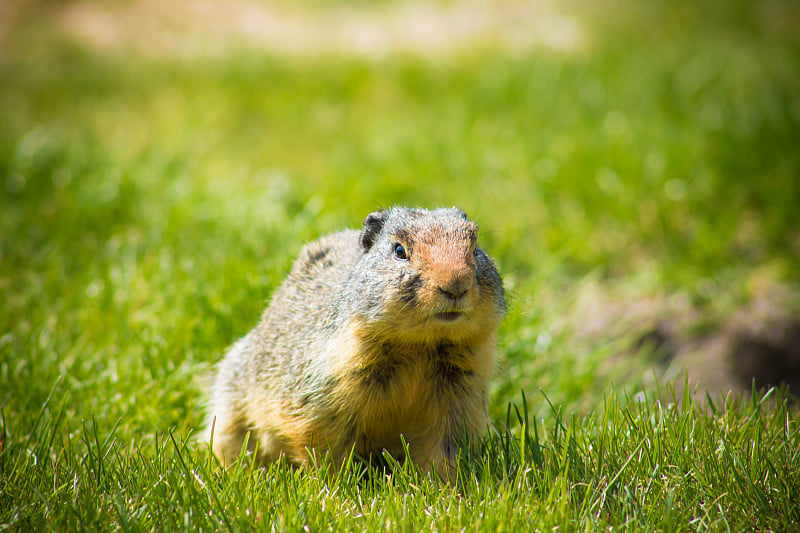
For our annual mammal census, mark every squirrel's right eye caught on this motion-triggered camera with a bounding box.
[393,243,408,260]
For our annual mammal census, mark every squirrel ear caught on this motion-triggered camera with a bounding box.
[360,210,388,251]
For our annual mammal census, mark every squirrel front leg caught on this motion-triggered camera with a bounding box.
[412,397,487,481]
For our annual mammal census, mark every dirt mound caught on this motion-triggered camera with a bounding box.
[573,281,800,403]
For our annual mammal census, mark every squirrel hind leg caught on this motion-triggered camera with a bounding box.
[205,336,262,465]
[206,401,256,466]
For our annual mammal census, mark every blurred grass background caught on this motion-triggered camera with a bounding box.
[2,1,800,529]
[1,0,799,463]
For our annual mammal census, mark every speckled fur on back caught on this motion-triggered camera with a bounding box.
[205,207,505,478]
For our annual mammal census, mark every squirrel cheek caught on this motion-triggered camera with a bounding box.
[389,270,423,307]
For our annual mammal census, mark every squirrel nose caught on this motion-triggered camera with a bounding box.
[439,286,468,301]
[437,272,471,301]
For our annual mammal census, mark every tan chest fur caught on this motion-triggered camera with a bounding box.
[318,319,495,463]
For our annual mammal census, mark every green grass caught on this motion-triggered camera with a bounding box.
[4,385,799,530]
[2,0,800,529]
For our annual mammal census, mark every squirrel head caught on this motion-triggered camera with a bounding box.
[352,207,505,344]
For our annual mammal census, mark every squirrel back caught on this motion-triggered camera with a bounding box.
[206,207,505,477]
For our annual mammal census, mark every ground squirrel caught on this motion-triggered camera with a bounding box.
[205,207,505,477]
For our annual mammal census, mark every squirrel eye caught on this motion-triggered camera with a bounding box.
[393,243,408,260]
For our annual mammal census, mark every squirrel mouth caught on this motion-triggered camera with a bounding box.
[435,311,463,323]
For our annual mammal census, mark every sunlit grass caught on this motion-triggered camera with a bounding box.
[2,0,799,529]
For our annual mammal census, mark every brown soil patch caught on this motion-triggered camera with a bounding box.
[571,280,800,404]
